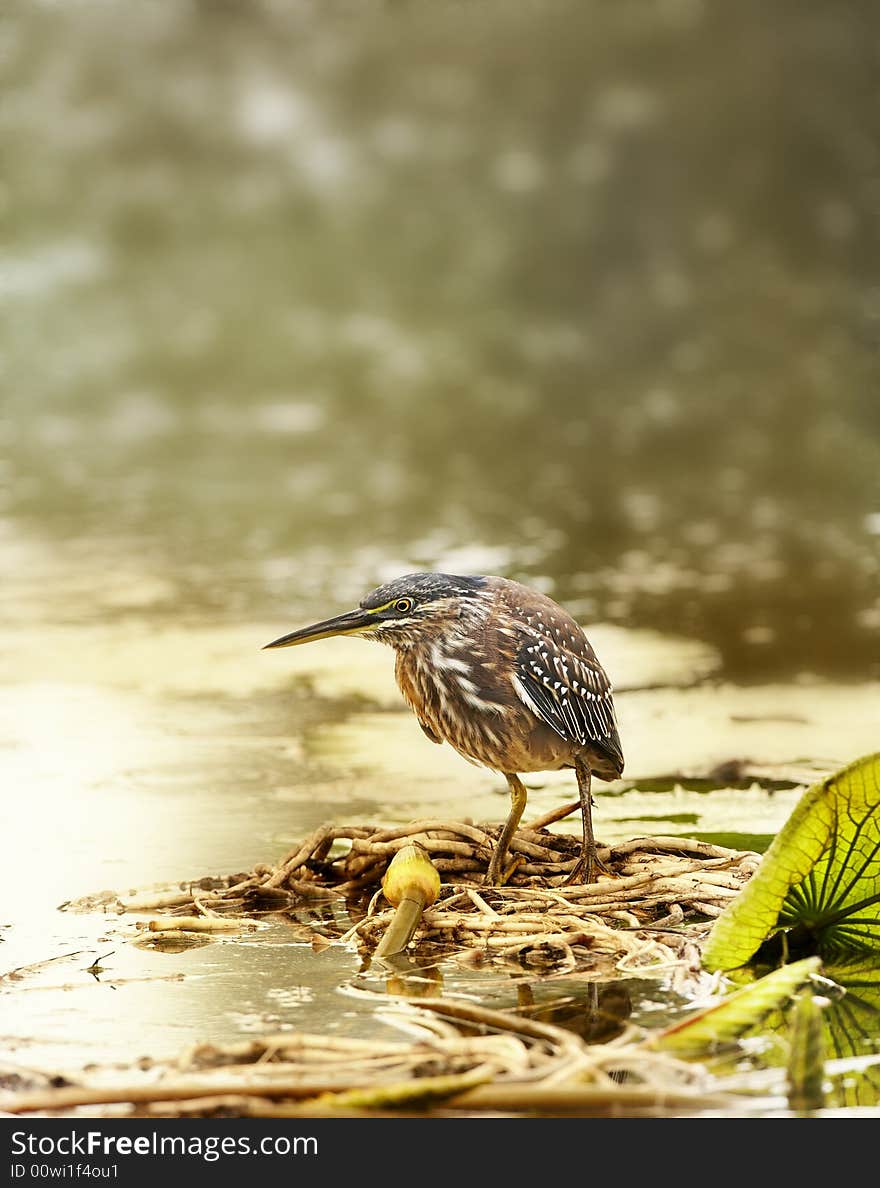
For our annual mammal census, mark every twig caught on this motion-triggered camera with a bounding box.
[525,800,581,831]
[1,1079,352,1116]
[444,1083,740,1115]
[141,916,259,933]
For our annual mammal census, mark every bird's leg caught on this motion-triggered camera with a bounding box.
[486,773,528,886]
[565,760,606,885]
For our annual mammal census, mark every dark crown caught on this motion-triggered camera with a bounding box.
[360,572,487,610]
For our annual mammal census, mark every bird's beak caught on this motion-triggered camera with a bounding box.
[262,608,375,650]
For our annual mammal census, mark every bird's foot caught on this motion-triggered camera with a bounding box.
[594,848,612,876]
[563,847,612,886]
[562,858,590,886]
[485,853,523,887]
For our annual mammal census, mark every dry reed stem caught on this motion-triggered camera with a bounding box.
[142,916,259,933]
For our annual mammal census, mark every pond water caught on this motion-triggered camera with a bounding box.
[1,0,879,1114]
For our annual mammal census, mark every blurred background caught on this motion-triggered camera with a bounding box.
[2,0,880,1071]
[3,0,878,681]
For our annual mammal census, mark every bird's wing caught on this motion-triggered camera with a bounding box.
[512,631,622,763]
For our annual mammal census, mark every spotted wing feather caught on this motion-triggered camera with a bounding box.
[513,631,623,774]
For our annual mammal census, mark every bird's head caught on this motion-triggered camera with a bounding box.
[263,572,490,652]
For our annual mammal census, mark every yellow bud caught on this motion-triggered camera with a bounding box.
[381,844,441,909]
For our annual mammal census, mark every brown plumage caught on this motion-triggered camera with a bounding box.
[264,572,624,884]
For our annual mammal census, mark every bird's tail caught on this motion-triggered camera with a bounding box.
[593,725,624,780]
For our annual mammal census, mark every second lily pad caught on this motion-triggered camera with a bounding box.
[702,752,880,971]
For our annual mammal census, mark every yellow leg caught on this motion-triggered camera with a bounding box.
[486,773,528,885]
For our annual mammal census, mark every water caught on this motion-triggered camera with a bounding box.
[1,0,879,1112]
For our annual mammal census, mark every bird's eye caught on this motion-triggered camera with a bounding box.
[395,598,413,614]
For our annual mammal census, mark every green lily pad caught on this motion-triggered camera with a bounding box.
[649,957,821,1053]
[702,753,880,971]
